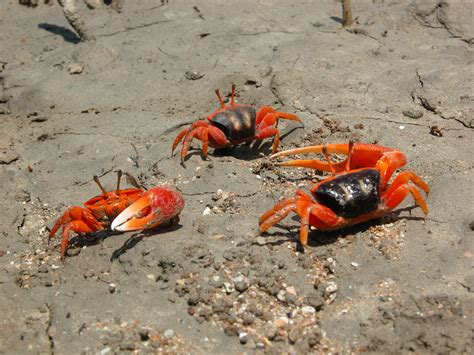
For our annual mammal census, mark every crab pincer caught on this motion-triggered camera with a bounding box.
[111,186,184,232]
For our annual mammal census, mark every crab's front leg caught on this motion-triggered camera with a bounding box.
[173,120,230,163]
[255,107,302,153]
[111,186,185,232]
[49,206,104,258]
[270,142,407,178]
[258,190,342,245]
[382,171,430,214]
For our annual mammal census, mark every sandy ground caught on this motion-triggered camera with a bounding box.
[0,0,473,353]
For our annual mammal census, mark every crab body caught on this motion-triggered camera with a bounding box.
[172,85,302,163]
[49,171,185,258]
[209,105,257,143]
[314,168,381,219]
[259,142,430,245]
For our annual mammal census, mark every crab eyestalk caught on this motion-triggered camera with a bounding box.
[111,186,185,232]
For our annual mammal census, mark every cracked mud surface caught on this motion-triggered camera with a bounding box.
[1,0,473,353]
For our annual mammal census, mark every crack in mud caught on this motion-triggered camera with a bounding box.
[45,303,55,355]
[99,19,177,37]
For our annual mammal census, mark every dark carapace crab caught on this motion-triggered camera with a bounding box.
[172,84,302,164]
[258,142,430,245]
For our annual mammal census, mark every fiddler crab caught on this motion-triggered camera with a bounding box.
[172,84,302,164]
[258,141,430,245]
[49,171,184,259]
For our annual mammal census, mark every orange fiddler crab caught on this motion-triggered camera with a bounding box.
[49,170,185,259]
[172,84,302,164]
[258,141,430,245]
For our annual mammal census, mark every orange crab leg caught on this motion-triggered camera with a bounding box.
[49,206,104,259]
[179,122,230,162]
[383,171,430,198]
[384,184,429,215]
[258,190,342,245]
[111,186,185,232]
[171,127,190,155]
[256,106,301,126]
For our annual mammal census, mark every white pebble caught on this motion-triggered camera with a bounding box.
[301,306,316,315]
[202,207,212,216]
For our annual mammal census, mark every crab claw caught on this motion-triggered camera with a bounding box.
[111,186,185,232]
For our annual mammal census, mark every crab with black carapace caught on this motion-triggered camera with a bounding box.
[258,141,430,245]
[171,84,302,164]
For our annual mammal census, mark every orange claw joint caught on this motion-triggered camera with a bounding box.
[111,186,185,232]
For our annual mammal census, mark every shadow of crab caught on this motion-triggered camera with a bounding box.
[62,221,183,260]
[257,205,426,250]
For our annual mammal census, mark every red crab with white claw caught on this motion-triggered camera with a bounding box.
[49,171,185,259]
[258,141,430,245]
[171,84,302,164]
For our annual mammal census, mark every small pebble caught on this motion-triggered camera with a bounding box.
[202,207,212,216]
[402,109,423,119]
[164,329,174,339]
[185,70,204,80]
[223,282,235,294]
[108,283,116,293]
[239,332,248,344]
[325,281,338,294]
[68,63,84,74]
[138,328,149,341]
[351,261,359,268]
[301,306,316,315]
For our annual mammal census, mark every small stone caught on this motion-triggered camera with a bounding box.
[325,281,338,294]
[224,324,239,337]
[108,283,116,293]
[277,290,286,302]
[301,306,316,315]
[138,328,149,341]
[255,236,267,245]
[164,329,174,339]
[306,294,324,311]
[351,261,359,268]
[146,274,156,281]
[402,109,423,119]
[239,332,248,344]
[185,70,204,80]
[68,63,84,74]
[235,280,248,293]
[223,282,235,294]
[202,207,212,216]
[38,264,49,273]
[288,328,300,344]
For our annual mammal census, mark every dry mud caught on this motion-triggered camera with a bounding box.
[0,0,473,353]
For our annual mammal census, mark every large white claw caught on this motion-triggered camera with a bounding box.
[111,186,185,232]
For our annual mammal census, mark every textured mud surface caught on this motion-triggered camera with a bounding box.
[0,0,473,353]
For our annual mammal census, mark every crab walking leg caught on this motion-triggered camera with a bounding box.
[383,184,429,215]
[111,187,185,232]
[383,171,430,197]
[60,221,95,258]
[298,199,342,246]
[171,127,190,155]
[49,206,104,258]
[259,198,298,234]
[256,106,301,125]
[374,150,408,188]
